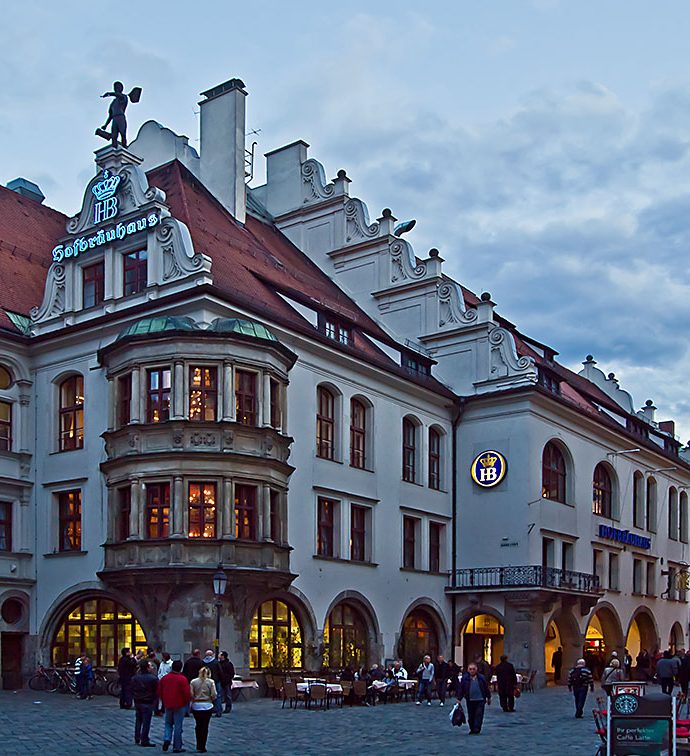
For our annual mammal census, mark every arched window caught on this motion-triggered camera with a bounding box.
[249,599,303,670]
[324,602,368,670]
[59,376,84,451]
[428,428,441,490]
[646,477,657,533]
[592,464,612,518]
[680,492,689,544]
[0,366,11,390]
[669,487,679,541]
[51,597,147,668]
[633,471,645,529]
[542,442,566,502]
[400,609,440,673]
[402,418,417,483]
[316,387,335,460]
[350,398,366,469]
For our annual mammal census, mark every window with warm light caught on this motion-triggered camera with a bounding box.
[82,261,105,308]
[249,599,303,670]
[592,463,612,517]
[541,442,566,502]
[0,366,11,390]
[58,490,81,551]
[323,602,368,670]
[235,370,257,425]
[402,418,416,483]
[189,366,217,422]
[117,373,132,428]
[59,376,84,451]
[123,249,147,296]
[146,368,171,423]
[234,485,257,540]
[145,483,170,539]
[316,387,335,460]
[350,399,366,469]
[188,482,217,538]
[0,401,11,451]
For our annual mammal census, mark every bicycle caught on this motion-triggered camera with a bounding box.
[55,667,78,694]
[91,668,110,696]
[28,665,59,692]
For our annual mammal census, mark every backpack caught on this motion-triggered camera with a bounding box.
[570,667,583,688]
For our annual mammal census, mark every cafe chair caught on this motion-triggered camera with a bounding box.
[309,683,328,710]
[282,679,304,709]
[352,680,368,706]
[592,709,606,756]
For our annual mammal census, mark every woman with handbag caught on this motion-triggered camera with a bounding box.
[602,658,623,697]
[494,655,518,712]
[189,666,217,753]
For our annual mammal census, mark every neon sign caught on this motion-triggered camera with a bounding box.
[91,169,121,224]
[598,524,651,549]
[51,213,159,263]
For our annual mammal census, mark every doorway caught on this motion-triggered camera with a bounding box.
[1,633,23,690]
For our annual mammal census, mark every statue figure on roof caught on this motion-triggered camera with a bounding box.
[95,81,142,148]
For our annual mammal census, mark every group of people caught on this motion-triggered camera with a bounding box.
[116,647,236,752]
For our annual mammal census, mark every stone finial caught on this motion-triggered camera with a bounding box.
[377,208,397,235]
[333,168,350,196]
[480,292,492,302]
[641,399,657,423]
[429,248,439,257]
[476,292,495,323]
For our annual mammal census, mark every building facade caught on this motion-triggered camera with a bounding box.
[0,77,687,688]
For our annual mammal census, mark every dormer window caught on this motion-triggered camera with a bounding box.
[401,353,431,377]
[538,367,560,396]
[123,250,147,296]
[82,261,105,308]
[320,314,350,345]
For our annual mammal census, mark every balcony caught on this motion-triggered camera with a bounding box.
[447,565,602,597]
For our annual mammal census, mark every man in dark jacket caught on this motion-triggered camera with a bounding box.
[131,660,159,747]
[435,655,449,706]
[202,649,223,716]
[679,650,690,697]
[457,662,491,734]
[218,651,235,713]
[118,647,138,709]
[551,646,563,682]
[182,648,203,682]
[494,654,518,712]
[567,658,594,718]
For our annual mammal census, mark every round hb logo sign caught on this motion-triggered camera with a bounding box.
[471,450,507,488]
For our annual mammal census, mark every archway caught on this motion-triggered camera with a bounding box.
[626,608,660,660]
[545,608,583,685]
[249,597,304,671]
[398,608,440,672]
[585,605,624,680]
[323,601,370,670]
[669,622,685,654]
[51,595,147,668]
[460,612,504,667]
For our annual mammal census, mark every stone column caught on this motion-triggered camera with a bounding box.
[215,480,224,538]
[261,484,271,541]
[172,476,184,537]
[222,478,235,538]
[262,373,271,426]
[173,361,185,420]
[130,368,141,423]
[18,491,30,552]
[128,478,141,539]
[222,361,234,421]
[503,595,547,687]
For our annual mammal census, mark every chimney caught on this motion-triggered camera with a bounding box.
[6,177,45,204]
[199,78,247,223]
[641,399,656,423]
[659,420,675,437]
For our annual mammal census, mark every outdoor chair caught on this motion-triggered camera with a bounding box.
[309,683,328,710]
[352,679,368,706]
[328,683,344,708]
[273,676,285,701]
[341,680,353,704]
[282,679,305,709]
[595,695,608,716]
[265,673,274,698]
[592,709,606,756]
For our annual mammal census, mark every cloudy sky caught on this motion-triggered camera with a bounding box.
[3,1,690,438]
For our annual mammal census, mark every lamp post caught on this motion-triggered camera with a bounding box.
[212,564,227,660]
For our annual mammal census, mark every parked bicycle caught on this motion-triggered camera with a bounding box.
[28,665,59,692]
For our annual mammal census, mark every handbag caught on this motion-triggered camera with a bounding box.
[514,685,521,698]
[449,701,466,726]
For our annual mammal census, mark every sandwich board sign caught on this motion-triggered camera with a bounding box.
[608,692,674,755]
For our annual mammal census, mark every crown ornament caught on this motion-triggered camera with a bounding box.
[479,453,498,467]
[92,169,121,201]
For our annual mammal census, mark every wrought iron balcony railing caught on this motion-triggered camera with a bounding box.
[447,565,602,595]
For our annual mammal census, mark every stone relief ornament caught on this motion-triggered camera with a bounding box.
[438,282,478,327]
[489,327,536,378]
[301,158,335,203]
[390,239,427,283]
[157,218,210,281]
[344,199,380,243]
[30,264,66,322]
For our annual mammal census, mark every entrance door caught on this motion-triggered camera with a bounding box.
[1,633,23,690]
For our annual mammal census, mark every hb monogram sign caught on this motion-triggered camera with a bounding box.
[471,450,507,488]
[91,169,121,224]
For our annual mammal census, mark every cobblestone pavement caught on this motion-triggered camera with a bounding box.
[0,685,606,755]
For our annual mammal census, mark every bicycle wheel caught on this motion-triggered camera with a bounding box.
[92,677,107,696]
[28,673,49,691]
[107,679,121,697]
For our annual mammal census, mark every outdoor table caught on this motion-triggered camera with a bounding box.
[489,673,523,692]
[231,678,259,701]
[296,682,343,694]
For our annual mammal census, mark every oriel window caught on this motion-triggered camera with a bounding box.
[270,379,281,429]
[146,368,171,423]
[59,376,84,451]
[188,482,217,538]
[235,370,257,426]
[235,485,257,540]
[145,483,170,539]
[270,490,281,542]
[0,401,11,451]
[82,261,105,308]
[350,399,366,469]
[117,374,132,428]
[58,490,81,551]
[123,250,147,296]
[316,387,335,460]
[117,487,131,542]
[189,367,217,422]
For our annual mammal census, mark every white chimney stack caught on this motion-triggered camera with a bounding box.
[199,78,247,223]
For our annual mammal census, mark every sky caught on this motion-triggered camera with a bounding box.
[2,1,690,438]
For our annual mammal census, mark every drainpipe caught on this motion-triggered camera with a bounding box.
[450,398,466,658]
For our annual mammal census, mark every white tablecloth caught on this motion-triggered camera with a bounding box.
[231,680,259,689]
[370,679,416,690]
[489,673,523,684]
[296,682,343,694]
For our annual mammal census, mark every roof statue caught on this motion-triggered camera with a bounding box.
[95,81,142,148]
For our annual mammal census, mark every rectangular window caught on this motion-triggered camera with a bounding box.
[123,250,147,296]
[59,376,84,451]
[633,475,644,529]
[646,561,655,596]
[428,430,441,490]
[117,374,132,428]
[402,419,416,483]
[350,505,367,562]
[316,387,335,460]
[145,483,170,539]
[323,317,350,345]
[235,370,257,426]
[350,400,366,469]
[0,501,11,551]
[189,366,217,422]
[403,516,417,569]
[146,368,171,423]
[608,552,619,590]
[593,549,602,585]
[117,487,130,542]
[270,379,281,429]
[429,522,442,573]
[561,542,574,573]
[82,261,105,308]
[542,537,554,569]
[234,484,257,540]
[58,490,81,551]
[0,401,11,451]
[188,482,217,538]
[317,497,335,557]
[633,558,643,594]
[270,490,281,542]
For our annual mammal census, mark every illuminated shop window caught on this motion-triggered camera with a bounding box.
[59,376,84,451]
[189,366,217,422]
[323,602,368,670]
[51,597,147,668]
[188,482,216,538]
[249,599,303,670]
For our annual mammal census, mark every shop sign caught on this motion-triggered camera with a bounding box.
[91,169,121,224]
[471,450,507,488]
[598,525,651,550]
[608,693,672,755]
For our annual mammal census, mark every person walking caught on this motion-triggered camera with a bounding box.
[601,658,623,697]
[190,667,217,754]
[159,659,191,754]
[567,658,594,718]
[157,652,173,715]
[457,662,492,734]
[415,654,435,706]
[656,650,680,695]
[202,650,223,717]
[182,649,203,683]
[131,660,159,748]
[636,649,651,681]
[551,646,563,683]
[118,647,138,710]
[623,649,633,680]
[679,650,690,698]
[218,651,235,714]
[476,656,492,680]
[494,654,518,712]
[435,655,449,706]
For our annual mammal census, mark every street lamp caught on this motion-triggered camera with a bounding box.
[212,564,227,660]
